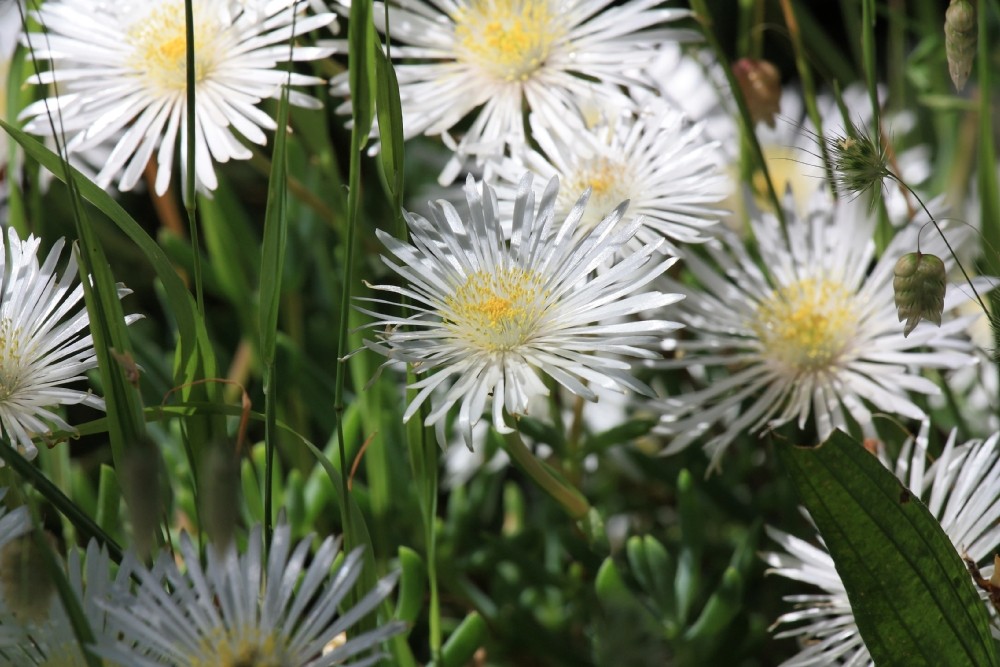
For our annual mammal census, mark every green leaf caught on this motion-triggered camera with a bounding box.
[395,546,426,626]
[427,612,488,667]
[374,44,405,204]
[0,119,201,371]
[259,85,290,367]
[776,431,999,667]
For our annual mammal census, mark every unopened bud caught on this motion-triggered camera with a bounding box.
[0,532,56,622]
[893,252,946,337]
[732,58,782,128]
[121,438,163,560]
[201,441,239,554]
[945,0,976,92]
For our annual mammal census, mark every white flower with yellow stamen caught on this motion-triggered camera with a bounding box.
[491,98,729,251]
[764,423,1000,666]
[363,173,683,448]
[20,0,335,195]
[0,229,137,461]
[93,523,405,667]
[334,0,694,184]
[654,192,984,470]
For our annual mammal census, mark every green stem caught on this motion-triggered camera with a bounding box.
[183,0,204,316]
[891,175,990,319]
[688,0,785,229]
[0,442,123,562]
[778,0,835,194]
[504,431,590,521]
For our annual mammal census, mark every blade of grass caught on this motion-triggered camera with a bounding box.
[260,82,291,547]
[0,441,123,562]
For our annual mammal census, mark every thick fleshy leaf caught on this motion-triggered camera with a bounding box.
[776,431,998,667]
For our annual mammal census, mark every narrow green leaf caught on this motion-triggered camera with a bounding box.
[682,567,742,642]
[259,85,290,367]
[348,0,377,143]
[776,431,998,667]
[95,464,122,539]
[0,120,200,367]
[0,442,123,562]
[374,45,405,203]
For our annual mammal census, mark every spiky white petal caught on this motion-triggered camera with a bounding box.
[21,0,335,195]
[363,173,683,448]
[333,0,694,184]
[93,523,404,667]
[490,98,729,251]
[0,228,136,461]
[654,193,983,471]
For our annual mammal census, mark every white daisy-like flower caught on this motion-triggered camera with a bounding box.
[335,0,694,184]
[21,0,336,195]
[654,192,984,470]
[0,228,138,461]
[0,539,140,666]
[490,98,729,251]
[93,522,405,667]
[363,173,683,448]
[1,1,24,212]
[764,423,1000,666]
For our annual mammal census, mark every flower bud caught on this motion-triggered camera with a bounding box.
[732,58,781,128]
[945,0,976,92]
[893,252,946,337]
[0,532,56,622]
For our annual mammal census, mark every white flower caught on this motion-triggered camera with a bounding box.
[1,1,24,211]
[93,523,405,667]
[21,0,335,195]
[363,173,683,448]
[336,0,694,184]
[654,193,984,470]
[490,98,729,251]
[0,228,137,461]
[764,423,1000,666]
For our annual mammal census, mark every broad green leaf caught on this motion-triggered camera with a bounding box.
[776,431,998,667]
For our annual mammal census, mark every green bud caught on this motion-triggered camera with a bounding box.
[893,252,946,337]
[827,123,890,200]
[945,0,976,92]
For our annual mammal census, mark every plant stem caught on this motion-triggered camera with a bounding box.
[504,431,590,521]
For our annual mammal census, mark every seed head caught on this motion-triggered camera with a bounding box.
[945,0,976,92]
[893,252,946,337]
[827,123,891,201]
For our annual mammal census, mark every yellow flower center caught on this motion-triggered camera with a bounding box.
[0,318,25,401]
[446,268,547,352]
[126,2,221,95]
[749,146,816,216]
[751,277,859,374]
[190,627,288,667]
[560,157,633,232]
[453,0,564,82]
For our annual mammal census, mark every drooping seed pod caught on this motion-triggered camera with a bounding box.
[732,58,782,128]
[945,0,976,92]
[893,252,946,337]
